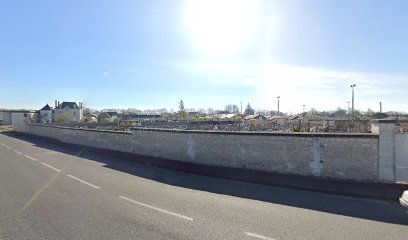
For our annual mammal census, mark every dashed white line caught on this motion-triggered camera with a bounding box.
[119,195,193,221]
[35,152,59,156]
[245,232,276,240]
[67,175,100,189]
[14,150,23,155]
[0,143,4,146]
[24,154,38,161]
[41,162,61,172]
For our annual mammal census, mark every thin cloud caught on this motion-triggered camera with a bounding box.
[102,71,111,79]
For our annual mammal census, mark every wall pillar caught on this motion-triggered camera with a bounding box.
[372,120,397,183]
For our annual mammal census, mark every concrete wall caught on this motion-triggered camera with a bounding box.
[395,133,408,182]
[130,129,379,182]
[0,112,12,125]
[11,112,30,125]
[372,120,397,182]
[23,124,132,153]
[15,124,381,183]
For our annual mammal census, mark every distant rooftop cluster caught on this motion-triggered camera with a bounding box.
[1,100,408,133]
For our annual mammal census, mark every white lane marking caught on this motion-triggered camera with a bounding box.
[0,143,4,146]
[119,195,193,221]
[67,175,100,189]
[5,146,11,149]
[14,150,23,155]
[24,154,38,162]
[41,162,61,172]
[35,152,59,156]
[245,232,276,240]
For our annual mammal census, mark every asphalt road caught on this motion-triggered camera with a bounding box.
[0,130,408,240]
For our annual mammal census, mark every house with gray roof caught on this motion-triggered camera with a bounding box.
[39,104,53,123]
[54,101,83,123]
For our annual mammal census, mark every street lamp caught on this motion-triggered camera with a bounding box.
[347,101,350,120]
[350,84,356,121]
[349,84,357,132]
[277,96,280,116]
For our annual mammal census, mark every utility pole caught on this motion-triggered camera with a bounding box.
[277,96,280,116]
[302,105,305,114]
[379,101,382,113]
[240,101,242,115]
[347,101,350,120]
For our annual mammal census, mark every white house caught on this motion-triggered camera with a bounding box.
[39,104,53,123]
[0,109,35,125]
[54,101,83,123]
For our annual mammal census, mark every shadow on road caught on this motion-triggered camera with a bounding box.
[2,131,408,225]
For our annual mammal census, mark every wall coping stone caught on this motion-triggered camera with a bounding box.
[132,127,378,138]
[28,124,379,138]
[28,124,131,135]
[371,119,398,123]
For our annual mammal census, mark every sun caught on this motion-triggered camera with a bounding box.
[183,0,260,56]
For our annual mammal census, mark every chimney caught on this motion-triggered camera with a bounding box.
[55,100,57,108]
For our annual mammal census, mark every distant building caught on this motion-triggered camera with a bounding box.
[121,114,160,122]
[98,112,117,122]
[188,111,202,118]
[54,101,83,123]
[0,109,35,125]
[244,114,267,120]
[39,104,53,123]
[286,115,305,124]
[218,114,238,120]
[267,115,287,125]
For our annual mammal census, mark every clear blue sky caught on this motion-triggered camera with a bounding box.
[1,0,407,113]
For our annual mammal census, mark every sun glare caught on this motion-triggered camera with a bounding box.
[184,0,260,56]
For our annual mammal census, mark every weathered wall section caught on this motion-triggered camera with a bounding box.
[15,124,380,182]
[23,124,132,153]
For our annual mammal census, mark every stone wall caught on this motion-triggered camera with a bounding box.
[15,124,380,182]
[372,120,397,182]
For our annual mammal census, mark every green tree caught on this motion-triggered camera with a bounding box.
[305,108,320,120]
[179,109,188,121]
[179,99,185,110]
[56,113,71,123]
[244,103,254,115]
[331,107,347,118]
[178,99,188,121]
[225,104,240,114]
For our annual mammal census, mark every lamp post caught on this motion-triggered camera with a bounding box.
[277,96,280,116]
[350,84,356,120]
[350,84,356,132]
[379,101,382,113]
[347,101,350,120]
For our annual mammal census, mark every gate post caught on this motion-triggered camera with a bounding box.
[372,119,397,183]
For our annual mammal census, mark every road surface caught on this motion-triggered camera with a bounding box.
[0,130,407,240]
